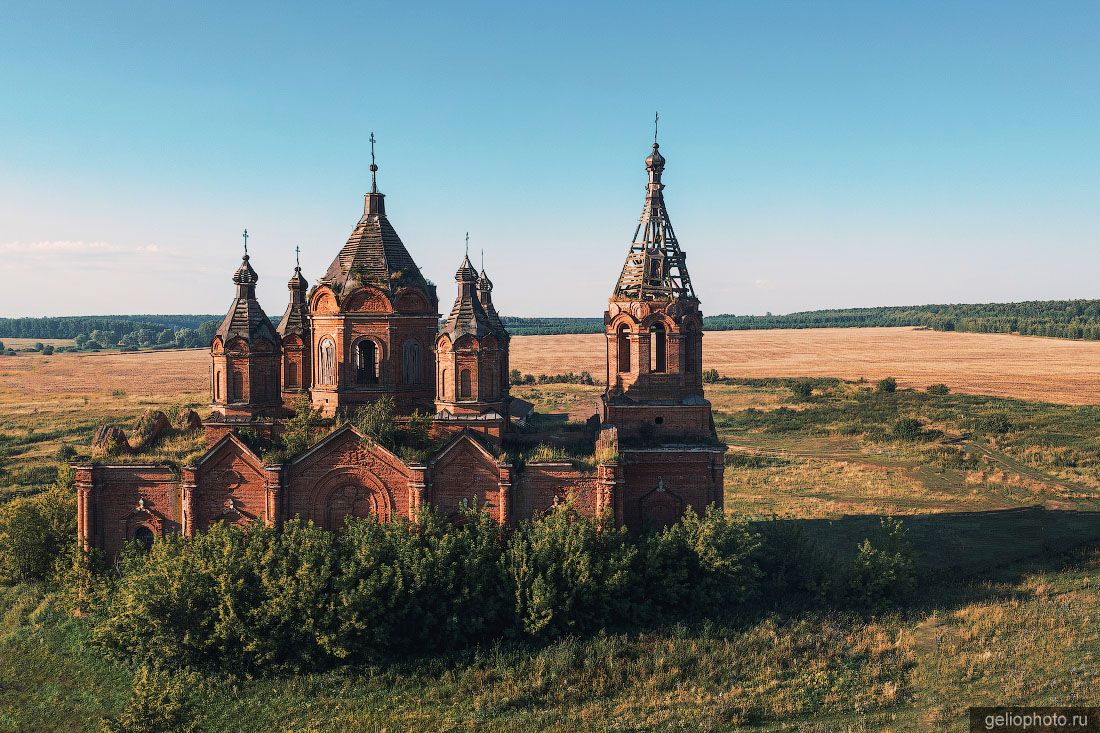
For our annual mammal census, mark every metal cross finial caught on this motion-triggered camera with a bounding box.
[369,131,378,192]
[295,245,301,269]
[465,231,469,256]
[481,248,484,271]
[242,229,249,256]
[654,111,659,144]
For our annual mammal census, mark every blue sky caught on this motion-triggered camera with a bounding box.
[1,1,1098,318]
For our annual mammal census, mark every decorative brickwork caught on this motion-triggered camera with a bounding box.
[80,135,727,557]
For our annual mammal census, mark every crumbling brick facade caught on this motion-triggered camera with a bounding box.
[79,139,725,557]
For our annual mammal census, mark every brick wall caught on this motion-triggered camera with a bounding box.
[286,428,413,528]
[511,463,601,521]
[619,449,724,530]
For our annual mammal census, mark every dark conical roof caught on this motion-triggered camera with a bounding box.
[216,254,279,345]
[319,175,429,296]
[477,268,507,337]
[277,266,309,337]
[611,141,696,302]
[440,255,495,340]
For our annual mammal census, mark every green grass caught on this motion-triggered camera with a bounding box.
[2,548,1098,732]
[4,377,1100,731]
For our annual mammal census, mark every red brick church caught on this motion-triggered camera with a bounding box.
[76,139,726,557]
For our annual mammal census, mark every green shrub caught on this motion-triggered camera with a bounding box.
[890,418,926,441]
[100,664,202,733]
[876,377,897,393]
[503,506,636,639]
[926,383,950,395]
[972,413,1014,435]
[790,379,814,401]
[352,395,398,448]
[846,517,917,612]
[334,507,508,656]
[702,368,720,384]
[639,506,760,618]
[0,466,77,583]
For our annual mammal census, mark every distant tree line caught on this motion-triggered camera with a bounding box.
[9,300,1100,348]
[509,300,1100,341]
[0,315,220,353]
[703,300,1100,340]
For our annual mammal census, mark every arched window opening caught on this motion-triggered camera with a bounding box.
[684,330,697,374]
[650,323,667,373]
[231,371,244,402]
[355,340,379,385]
[459,369,473,400]
[319,338,336,385]
[133,525,155,552]
[616,324,631,373]
[286,360,298,387]
[402,340,423,385]
[214,370,222,401]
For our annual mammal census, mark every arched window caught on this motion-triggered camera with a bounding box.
[214,370,222,401]
[402,340,423,385]
[650,323,667,373]
[355,340,379,384]
[459,368,473,400]
[318,338,336,385]
[133,525,155,552]
[617,324,631,373]
[231,371,244,401]
[286,360,298,387]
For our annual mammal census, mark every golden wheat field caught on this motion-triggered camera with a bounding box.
[509,327,1100,405]
[3,327,1100,405]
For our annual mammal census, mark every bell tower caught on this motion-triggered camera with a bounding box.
[601,138,711,443]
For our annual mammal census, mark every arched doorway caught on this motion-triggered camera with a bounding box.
[133,525,155,551]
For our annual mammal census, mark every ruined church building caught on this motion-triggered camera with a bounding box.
[76,137,726,557]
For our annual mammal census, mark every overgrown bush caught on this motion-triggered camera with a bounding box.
[0,465,77,583]
[926,383,950,395]
[877,376,898,393]
[790,379,814,401]
[846,517,917,611]
[100,664,203,733]
[890,418,926,441]
[702,368,721,384]
[638,506,760,619]
[503,508,636,639]
[88,503,771,672]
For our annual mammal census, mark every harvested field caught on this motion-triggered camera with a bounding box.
[509,327,1100,405]
[4,327,1100,406]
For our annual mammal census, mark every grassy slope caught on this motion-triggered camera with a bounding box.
[3,380,1100,730]
[2,549,1097,732]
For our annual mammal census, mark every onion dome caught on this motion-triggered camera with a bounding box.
[440,253,494,340]
[645,142,666,174]
[216,249,279,345]
[277,263,310,338]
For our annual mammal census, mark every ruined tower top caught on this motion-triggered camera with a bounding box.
[611,140,696,302]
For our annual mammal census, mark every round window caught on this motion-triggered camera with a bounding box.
[654,416,664,425]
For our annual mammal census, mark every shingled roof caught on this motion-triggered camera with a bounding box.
[215,254,280,345]
[318,174,429,296]
[477,268,507,337]
[440,255,496,341]
[276,266,309,337]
